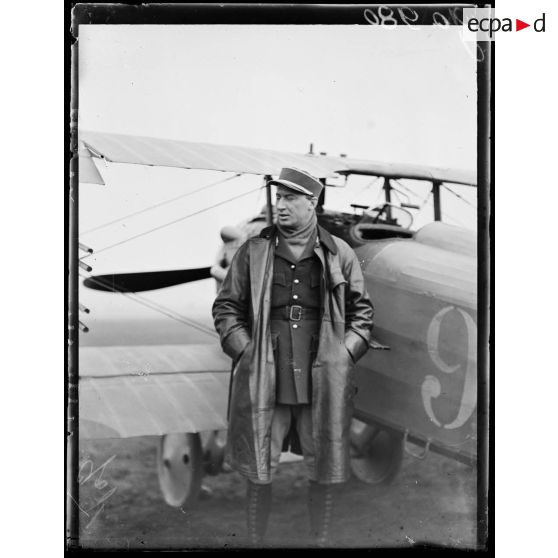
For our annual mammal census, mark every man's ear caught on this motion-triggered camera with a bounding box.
[309,197,318,210]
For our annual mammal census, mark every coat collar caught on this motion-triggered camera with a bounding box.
[259,223,338,255]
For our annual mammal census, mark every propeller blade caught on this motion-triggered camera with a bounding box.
[83,267,212,292]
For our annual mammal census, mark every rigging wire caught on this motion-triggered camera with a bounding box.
[393,178,476,213]
[354,176,381,202]
[373,178,388,205]
[393,179,432,208]
[81,173,242,235]
[392,179,469,227]
[437,210,468,228]
[441,183,477,209]
[81,185,263,258]
[390,188,403,205]
[79,272,219,338]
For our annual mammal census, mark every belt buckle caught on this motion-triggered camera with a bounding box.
[289,305,302,321]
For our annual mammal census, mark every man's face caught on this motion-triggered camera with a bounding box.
[275,186,317,229]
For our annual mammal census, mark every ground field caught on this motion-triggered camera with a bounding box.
[77,436,479,550]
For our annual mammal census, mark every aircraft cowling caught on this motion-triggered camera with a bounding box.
[413,221,476,258]
[211,218,270,284]
[353,222,477,465]
[219,225,244,243]
[210,226,247,284]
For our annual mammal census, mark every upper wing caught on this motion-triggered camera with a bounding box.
[80,131,341,179]
[79,130,476,186]
[79,343,231,439]
[335,159,476,186]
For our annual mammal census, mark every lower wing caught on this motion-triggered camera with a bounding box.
[79,344,231,439]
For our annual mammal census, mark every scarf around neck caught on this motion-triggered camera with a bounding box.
[276,212,318,261]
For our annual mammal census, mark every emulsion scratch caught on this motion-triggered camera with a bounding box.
[78,454,118,530]
[67,492,90,517]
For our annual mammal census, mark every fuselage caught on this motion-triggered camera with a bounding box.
[349,223,477,462]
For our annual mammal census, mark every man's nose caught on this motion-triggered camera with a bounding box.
[276,198,285,210]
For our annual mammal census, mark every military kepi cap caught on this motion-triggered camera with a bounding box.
[268,167,323,198]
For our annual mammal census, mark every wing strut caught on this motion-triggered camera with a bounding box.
[318,178,326,209]
[432,181,442,222]
[264,175,273,226]
[383,177,393,222]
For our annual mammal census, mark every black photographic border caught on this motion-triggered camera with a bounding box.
[66,3,493,553]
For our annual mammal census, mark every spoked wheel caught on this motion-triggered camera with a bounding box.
[350,419,404,485]
[157,433,203,508]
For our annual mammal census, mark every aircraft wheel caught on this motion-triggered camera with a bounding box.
[350,420,404,485]
[157,433,203,508]
[201,430,227,476]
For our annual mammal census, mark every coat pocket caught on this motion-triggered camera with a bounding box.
[233,338,251,368]
[343,341,356,365]
[328,263,347,290]
[272,272,287,286]
[227,344,251,420]
[311,270,321,289]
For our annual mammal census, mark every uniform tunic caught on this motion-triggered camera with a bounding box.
[270,231,322,404]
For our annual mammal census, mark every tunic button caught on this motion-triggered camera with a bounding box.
[293,294,299,300]
[292,324,298,329]
[294,279,300,284]
[290,264,295,269]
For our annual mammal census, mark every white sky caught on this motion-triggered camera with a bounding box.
[78,25,477,321]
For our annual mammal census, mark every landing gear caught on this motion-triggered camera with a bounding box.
[157,430,228,507]
[350,419,404,485]
[201,430,227,476]
[157,433,203,508]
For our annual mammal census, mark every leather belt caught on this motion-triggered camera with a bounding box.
[270,305,321,321]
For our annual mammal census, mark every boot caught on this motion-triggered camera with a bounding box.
[308,481,336,548]
[246,480,272,546]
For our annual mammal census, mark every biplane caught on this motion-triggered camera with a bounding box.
[76,131,478,507]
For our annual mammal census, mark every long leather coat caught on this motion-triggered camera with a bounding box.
[212,224,374,484]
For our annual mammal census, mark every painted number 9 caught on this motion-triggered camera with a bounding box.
[421,306,477,430]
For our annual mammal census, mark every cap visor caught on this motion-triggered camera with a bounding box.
[267,179,314,197]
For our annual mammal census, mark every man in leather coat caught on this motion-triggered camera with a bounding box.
[212,167,374,547]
